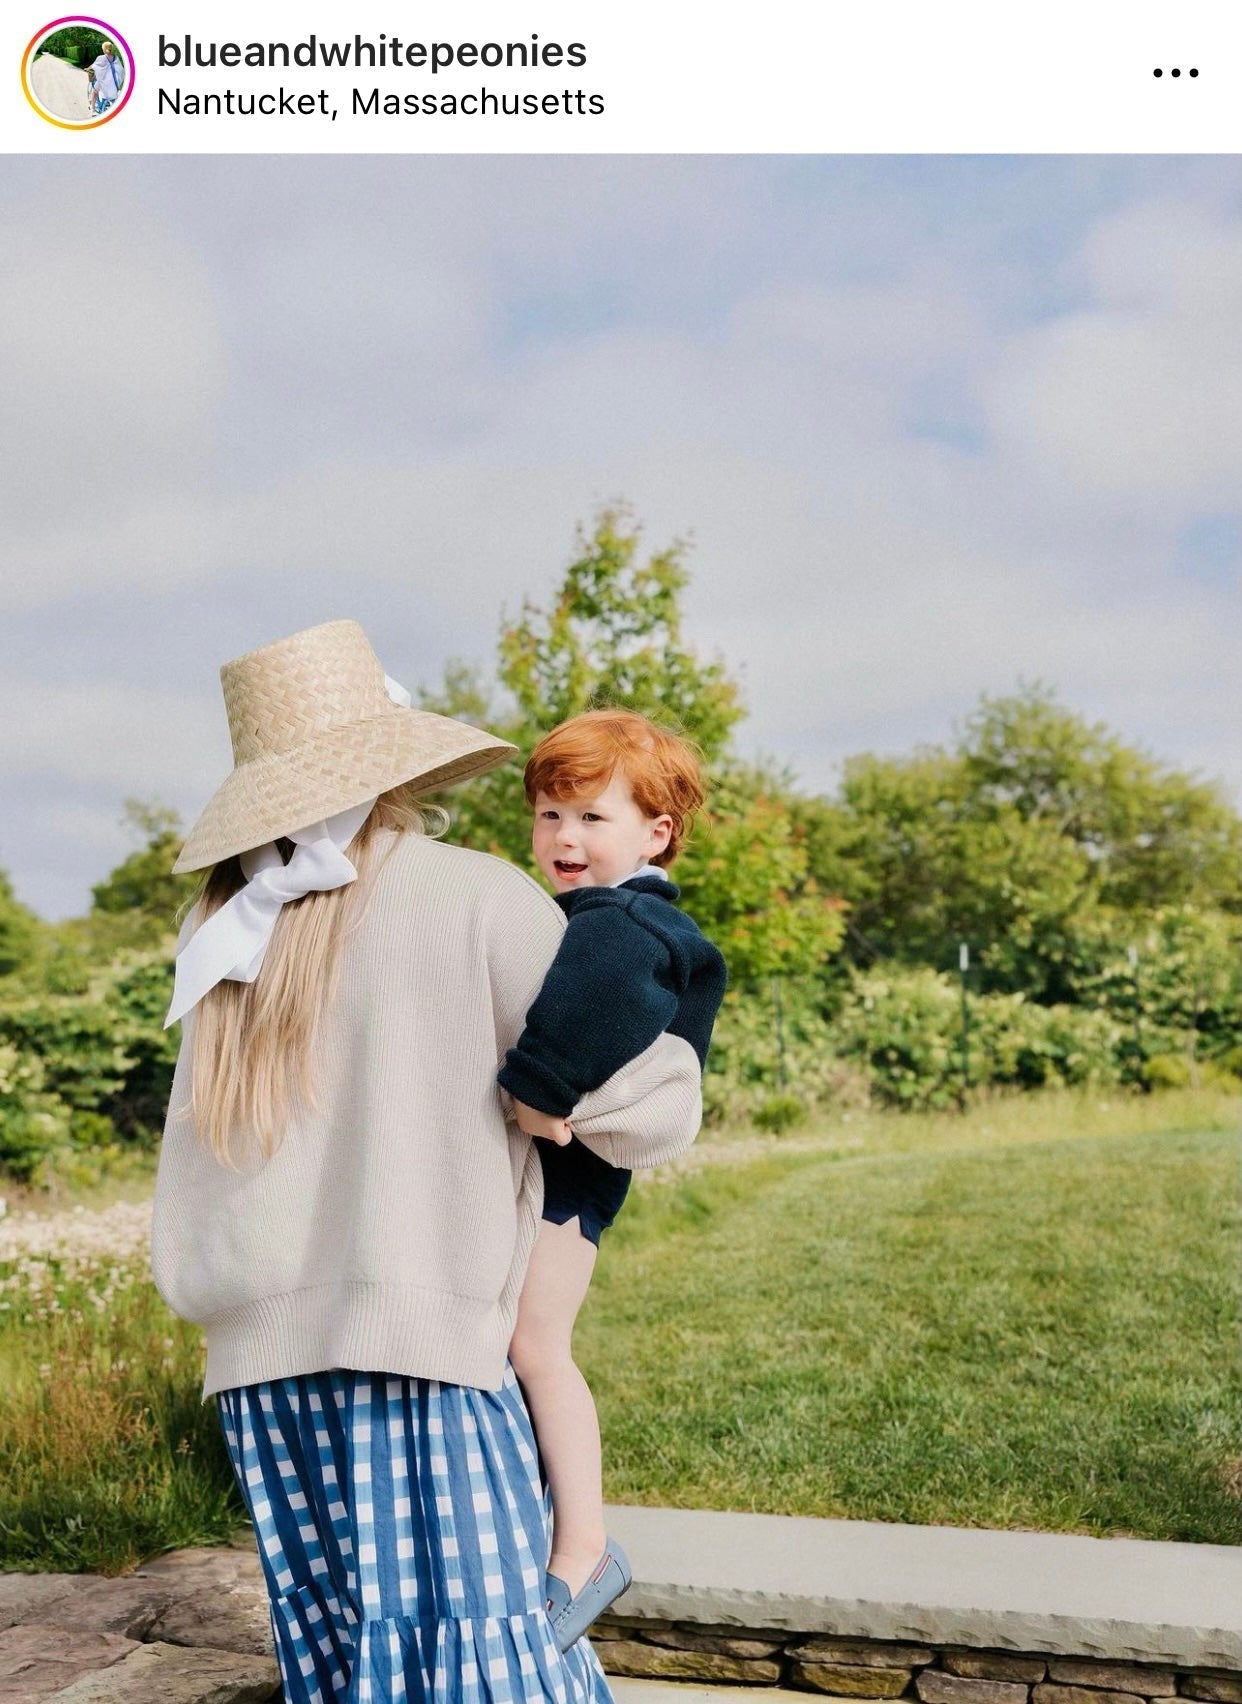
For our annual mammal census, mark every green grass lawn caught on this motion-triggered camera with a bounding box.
[1,1088,1238,1572]
[582,1091,1242,1544]
[0,1198,238,1575]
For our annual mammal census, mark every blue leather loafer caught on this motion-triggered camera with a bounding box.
[546,1537,633,1651]
[544,1571,572,1620]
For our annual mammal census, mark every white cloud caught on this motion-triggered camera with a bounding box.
[980,201,1242,504]
[2,159,1240,918]
[728,274,985,385]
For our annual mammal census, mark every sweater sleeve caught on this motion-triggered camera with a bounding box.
[496,904,681,1116]
[570,1033,703,1169]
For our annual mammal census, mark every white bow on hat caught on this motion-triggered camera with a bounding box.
[163,674,411,1029]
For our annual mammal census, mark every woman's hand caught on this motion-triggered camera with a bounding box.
[511,1097,574,1146]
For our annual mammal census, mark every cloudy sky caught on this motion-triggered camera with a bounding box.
[2,155,1239,920]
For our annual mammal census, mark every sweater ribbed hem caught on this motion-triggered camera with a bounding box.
[200,1282,513,1401]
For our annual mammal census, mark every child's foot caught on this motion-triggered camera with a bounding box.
[545,1537,633,1651]
[546,1539,609,1602]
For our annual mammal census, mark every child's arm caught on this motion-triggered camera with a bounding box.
[497,904,682,1119]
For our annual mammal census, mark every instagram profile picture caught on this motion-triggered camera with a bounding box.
[22,18,134,129]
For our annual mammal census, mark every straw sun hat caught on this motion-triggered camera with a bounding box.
[172,620,516,874]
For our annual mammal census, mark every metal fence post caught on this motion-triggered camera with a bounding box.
[958,942,970,1110]
[1127,945,1142,1084]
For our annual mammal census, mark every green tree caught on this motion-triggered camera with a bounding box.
[0,871,44,979]
[499,505,743,759]
[675,763,845,986]
[798,684,1242,1002]
[959,688,1242,914]
[39,25,105,65]
[424,506,842,986]
[88,800,198,947]
[424,505,745,870]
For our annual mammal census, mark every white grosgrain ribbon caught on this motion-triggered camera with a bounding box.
[163,797,374,1028]
[163,672,412,1029]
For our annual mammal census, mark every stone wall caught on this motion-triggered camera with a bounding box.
[593,1618,1242,1700]
[5,1539,1239,1702]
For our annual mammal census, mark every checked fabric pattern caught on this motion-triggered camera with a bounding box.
[218,1365,615,1703]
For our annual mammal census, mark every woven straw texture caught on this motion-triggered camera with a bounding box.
[173,620,515,873]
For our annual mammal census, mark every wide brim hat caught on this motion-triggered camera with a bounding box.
[172,619,516,873]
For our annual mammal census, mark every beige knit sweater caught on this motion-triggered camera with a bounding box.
[151,829,703,1400]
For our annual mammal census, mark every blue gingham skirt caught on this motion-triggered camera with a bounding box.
[217,1365,615,1703]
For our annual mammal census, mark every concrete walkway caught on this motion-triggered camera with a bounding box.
[28,54,90,123]
[603,1504,1242,1669]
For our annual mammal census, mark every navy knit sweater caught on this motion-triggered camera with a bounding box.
[497,872,728,1119]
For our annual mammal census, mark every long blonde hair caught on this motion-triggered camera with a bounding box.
[177,785,445,1168]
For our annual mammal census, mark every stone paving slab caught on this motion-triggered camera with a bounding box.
[0,1625,137,1702]
[31,1577,176,1643]
[0,1552,276,1703]
[0,1578,85,1635]
[603,1506,1242,1670]
[134,1549,273,1658]
[43,1639,279,1702]
[135,1549,264,1590]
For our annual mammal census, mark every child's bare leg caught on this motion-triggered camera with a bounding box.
[509,1216,606,1599]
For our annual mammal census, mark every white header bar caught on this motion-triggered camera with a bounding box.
[5,0,1240,155]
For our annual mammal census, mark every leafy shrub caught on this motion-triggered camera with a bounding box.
[702,983,869,1126]
[1070,906,1242,1067]
[37,25,105,66]
[969,995,1129,1090]
[1144,1053,1191,1090]
[831,967,1137,1110]
[831,968,964,1109]
[1215,1045,1242,1080]
[0,1042,74,1182]
[0,949,177,1182]
[0,995,135,1114]
[752,1093,807,1133]
[1142,1052,1240,1093]
[703,967,1185,1123]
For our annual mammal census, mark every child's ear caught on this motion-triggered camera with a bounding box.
[649,815,674,856]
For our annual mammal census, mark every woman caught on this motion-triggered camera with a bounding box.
[151,619,703,1702]
[86,46,117,111]
[101,39,124,94]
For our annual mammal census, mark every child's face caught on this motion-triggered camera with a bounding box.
[532,772,672,893]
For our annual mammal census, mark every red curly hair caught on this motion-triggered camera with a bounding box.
[524,709,706,867]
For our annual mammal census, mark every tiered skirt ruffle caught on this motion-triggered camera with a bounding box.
[219,1366,613,1702]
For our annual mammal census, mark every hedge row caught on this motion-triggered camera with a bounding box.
[2,947,1236,1183]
